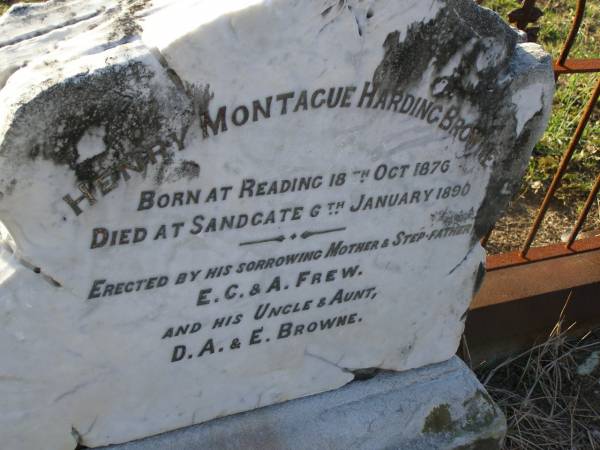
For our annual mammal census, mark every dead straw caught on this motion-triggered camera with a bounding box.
[476,292,600,449]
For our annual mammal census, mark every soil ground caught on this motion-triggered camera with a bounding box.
[485,190,600,254]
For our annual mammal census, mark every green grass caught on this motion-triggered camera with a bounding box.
[482,0,600,203]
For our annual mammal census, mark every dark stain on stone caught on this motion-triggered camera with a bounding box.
[6,5,32,16]
[370,0,549,245]
[109,0,152,43]
[185,82,214,120]
[373,0,517,98]
[4,179,17,196]
[422,392,502,447]
[472,104,547,243]
[454,391,503,449]
[462,390,497,432]
[0,56,196,196]
[423,403,453,433]
[171,160,200,181]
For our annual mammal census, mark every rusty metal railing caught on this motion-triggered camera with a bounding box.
[465,0,600,371]
[480,0,600,270]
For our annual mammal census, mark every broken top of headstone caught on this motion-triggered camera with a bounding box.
[0,1,553,449]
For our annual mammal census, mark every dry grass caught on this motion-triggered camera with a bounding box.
[477,296,600,450]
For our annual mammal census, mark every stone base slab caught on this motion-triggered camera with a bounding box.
[98,357,505,450]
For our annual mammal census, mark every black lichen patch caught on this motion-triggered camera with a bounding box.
[169,160,200,182]
[108,0,152,42]
[184,82,214,120]
[0,57,195,194]
[374,0,517,164]
[374,0,515,96]
[371,0,549,244]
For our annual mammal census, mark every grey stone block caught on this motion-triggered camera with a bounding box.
[99,357,505,450]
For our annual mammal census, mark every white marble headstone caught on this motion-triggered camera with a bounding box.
[0,1,553,448]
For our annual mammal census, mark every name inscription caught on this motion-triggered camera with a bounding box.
[62,81,477,217]
[62,81,480,369]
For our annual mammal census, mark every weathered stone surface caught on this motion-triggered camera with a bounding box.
[98,357,506,450]
[0,1,552,449]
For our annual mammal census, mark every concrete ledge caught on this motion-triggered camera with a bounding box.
[98,357,505,450]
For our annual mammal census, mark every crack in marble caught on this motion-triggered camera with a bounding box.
[304,349,352,374]
[1,240,63,287]
[447,246,476,275]
[54,380,94,403]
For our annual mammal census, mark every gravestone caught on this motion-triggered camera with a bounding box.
[0,0,553,449]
